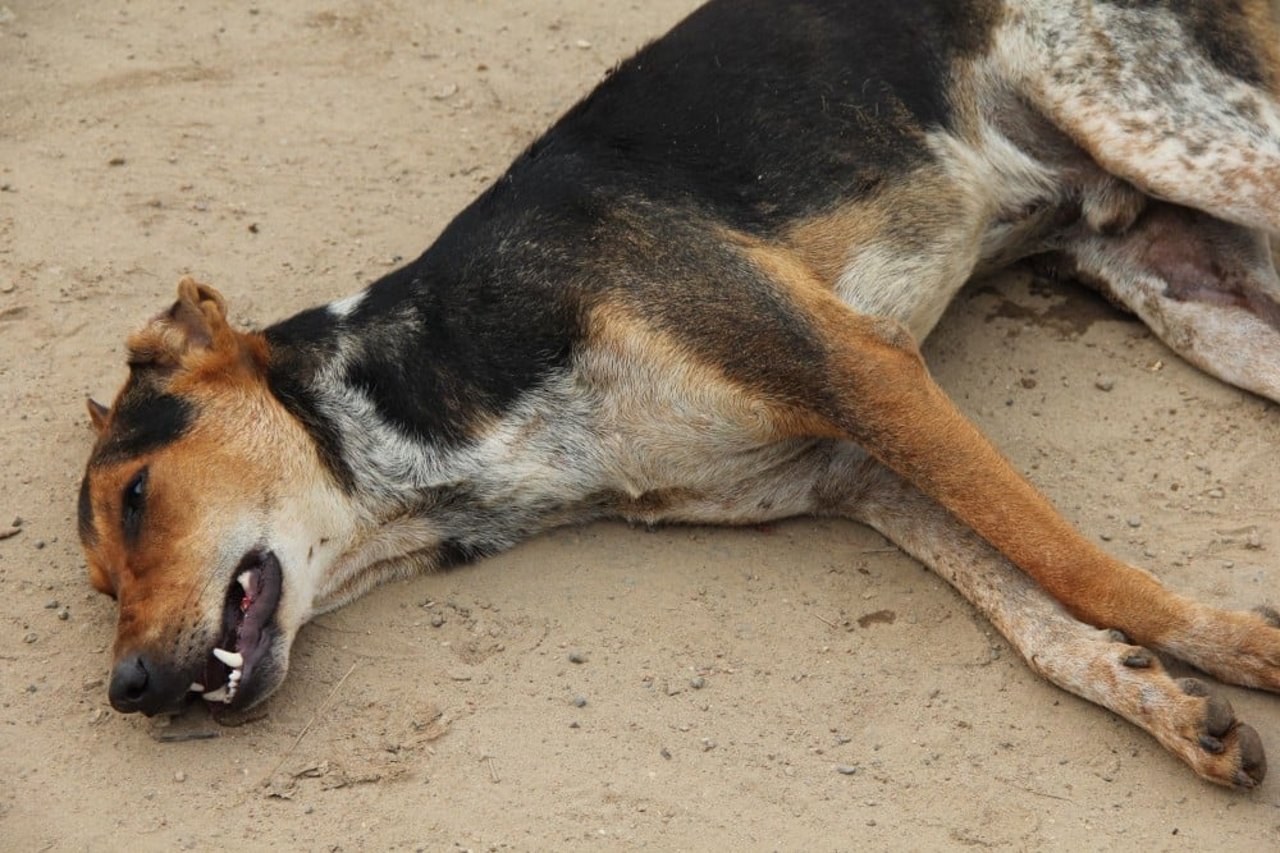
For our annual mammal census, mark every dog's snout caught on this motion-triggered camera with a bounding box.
[108,653,184,716]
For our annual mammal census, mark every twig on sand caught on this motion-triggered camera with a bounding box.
[261,663,357,786]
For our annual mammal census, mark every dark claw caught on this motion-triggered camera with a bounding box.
[1177,677,1210,697]
[1204,696,1236,738]
[1122,651,1152,669]
[1199,734,1225,755]
[1254,606,1280,629]
[1106,629,1130,644]
[1237,724,1267,786]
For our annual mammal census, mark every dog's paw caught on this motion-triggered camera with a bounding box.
[1170,677,1266,789]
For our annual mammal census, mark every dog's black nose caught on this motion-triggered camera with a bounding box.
[108,653,177,715]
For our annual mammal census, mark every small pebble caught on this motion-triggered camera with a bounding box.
[1099,532,1113,542]
[83,676,103,691]
[304,805,314,815]
[836,764,859,775]
[34,539,45,550]
[174,771,186,783]
[567,650,586,664]
[569,721,580,729]
[690,676,705,690]
[58,609,70,621]
[700,738,716,752]
[430,614,444,628]
[23,632,37,644]
[572,695,587,708]
[660,747,672,760]
[1208,488,1225,499]
[11,516,22,528]
[44,599,58,609]
[1095,377,1115,392]
[1127,517,1141,528]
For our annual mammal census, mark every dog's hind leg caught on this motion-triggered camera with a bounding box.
[1004,0,1280,235]
[845,462,1267,789]
[1038,203,1280,403]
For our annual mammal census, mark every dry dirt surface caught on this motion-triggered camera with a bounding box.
[5,1,1280,850]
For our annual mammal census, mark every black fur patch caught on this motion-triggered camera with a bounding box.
[261,314,358,493]
[77,471,96,546]
[534,0,995,231]
[339,239,580,447]
[92,389,194,466]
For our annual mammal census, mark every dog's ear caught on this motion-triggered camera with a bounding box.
[86,398,109,434]
[126,277,251,374]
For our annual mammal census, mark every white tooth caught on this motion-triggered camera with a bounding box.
[229,670,241,683]
[202,686,228,702]
[212,648,243,668]
[189,682,205,693]
[238,571,254,595]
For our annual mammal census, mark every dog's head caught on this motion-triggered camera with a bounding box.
[79,278,344,716]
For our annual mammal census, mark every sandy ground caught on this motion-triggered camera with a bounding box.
[5,1,1280,849]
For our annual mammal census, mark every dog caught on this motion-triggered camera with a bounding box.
[77,0,1280,789]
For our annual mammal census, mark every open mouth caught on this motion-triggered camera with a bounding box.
[194,549,282,707]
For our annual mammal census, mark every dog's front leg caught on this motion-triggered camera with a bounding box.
[846,462,1266,789]
[758,274,1280,694]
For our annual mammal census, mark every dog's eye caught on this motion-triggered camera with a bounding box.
[121,467,148,544]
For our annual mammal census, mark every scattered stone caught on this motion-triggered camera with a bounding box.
[567,650,586,664]
[34,539,45,550]
[44,599,58,609]
[83,676,103,691]
[1099,531,1113,542]
[303,805,314,815]
[23,631,37,644]
[1020,377,1037,389]
[572,695,587,708]
[1207,488,1225,499]
[431,83,459,100]
[660,747,672,760]
[248,222,260,234]
[575,39,592,49]
[58,608,70,621]
[1246,531,1263,550]
[430,613,445,628]
[174,771,186,783]
[700,738,716,752]
[11,516,22,528]
[835,764,859,775]
[108,156,126,167]
[1127,517,1142,528]
[569,721,580,729]
[1095,377,1115,392]
[0,281,14,293]
[690,676,706,690]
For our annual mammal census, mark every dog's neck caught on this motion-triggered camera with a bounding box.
[259,257,604,613]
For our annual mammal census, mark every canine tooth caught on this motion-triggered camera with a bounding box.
[229,669,241,683]
[212,648,244,668]
[202,686,228,702]
[189,682,205,692]
[238,571,255,596]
